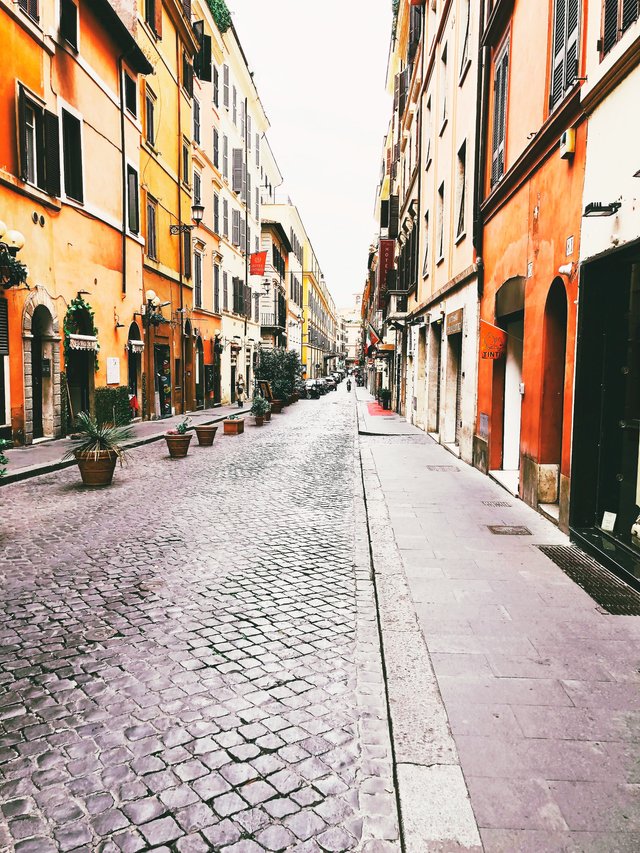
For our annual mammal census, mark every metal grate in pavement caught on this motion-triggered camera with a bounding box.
[426,465,460,472]
[537,544,640,615]
[483,500,512,507]
[488,525,532,535]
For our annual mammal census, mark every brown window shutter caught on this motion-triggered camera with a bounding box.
[154,0,162,38]
[17,86,28,182]
[603,0,618,53]
[0,298,8,357]
[43,109,61,197]
[388,194,399,239]
[183,231,191,278]
[622,0,640,31]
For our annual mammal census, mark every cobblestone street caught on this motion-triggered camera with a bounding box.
[0,391,398,853]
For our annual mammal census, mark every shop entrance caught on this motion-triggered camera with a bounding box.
[572,251,640,587]
[195,337,204,409]
[502,316,524,472]
[154,344,172,418]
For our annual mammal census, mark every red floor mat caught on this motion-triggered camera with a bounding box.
[367,402,391,416]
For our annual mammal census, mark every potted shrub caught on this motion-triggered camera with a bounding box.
[224,414,245,435]
[63,412,133,486]
[379,388,392,410]
[194,423,218,446]
[251,395,270,426]
[270,399,284,414]
[165,416,192,458]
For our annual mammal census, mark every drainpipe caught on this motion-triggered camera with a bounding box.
[176,35,186,414]
[473,2,489,301]
[118,54,128,295]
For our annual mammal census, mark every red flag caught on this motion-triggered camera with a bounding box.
[250,251,268,276]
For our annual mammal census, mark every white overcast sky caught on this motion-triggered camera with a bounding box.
[229,0,393,310]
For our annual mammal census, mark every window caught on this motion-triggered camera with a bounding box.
[18,0,38,23]
[455,142,466,240]
[194,250,202,307]
[459,0,471,77]
[232,208,240,246]
[213,129,219,169]
[214,263,220,313]
[183,231,191,278]
[223,64,230,108]
[437,183,445,261]
[145,87,156,146]
[223,135,229,179]
[62,108,83,202]
[213,66,219,107]
[182,140,190,185]
[550,0,580,109]
[603,0,639,55]
[232,86,237,125]
[223,198,229,237]
[146,195,158,259]
[23,101,38,186]
[440,45,448,130]
[491,39,509,187]
[182,53,193,98]
[193,97,200,143]
[223,271,228,310]
[145,0,161,37]
[422,211,430,278]
[127,165,139,234]
[213,192,220,234]
[193,169,201,205]
[60,0,78,49]
[124,72,137,117]
[425,97,432,168]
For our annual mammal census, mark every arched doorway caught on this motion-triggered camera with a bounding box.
[127,322,143,416]
[195,337,204,409]
[66,306,95,421]
[22,288,61,444]
[539,278,568,506]
[31,306,55,440]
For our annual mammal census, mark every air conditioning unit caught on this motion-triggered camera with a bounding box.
[560,128,576,159]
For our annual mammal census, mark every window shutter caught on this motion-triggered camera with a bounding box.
[393,72,400,112]
[564,0,579,92]
[60,0,78,48]
[154,0,162,38]
[182,0,191,20]
[622,0,640,31]
[491,46,508,186]
[244,284,251,319]
[388,194,399,239]
[0,298,8,357]
[183,231,191,278]
[223,65,229,108]
[213,129,219,168]
[62,110,83,202]
[232,148,243,193]
[213,66,219,106]
[247,115,252,150]
[213,192,219,233]
[19,0,39,21]
[603,0,618,53]
[232,209,240,246]
[255,133,260,167]
[193,22,212,82]
[380,199,389,229]
[17,87,28,182]
[127,166,139,233]
[240,216,246,253]
[214,264,220,313]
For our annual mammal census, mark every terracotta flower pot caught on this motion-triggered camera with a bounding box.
[264,411,271,422]
[287,395,296,405]
[224,418,245,435]
[271,400,283,414]
[75,450,118,487]
[165,433,192,458]
[195,425,218,446]
[254,415,264,426]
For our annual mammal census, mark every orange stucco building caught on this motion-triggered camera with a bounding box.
[0,0,151,443]
[474,0,587,529]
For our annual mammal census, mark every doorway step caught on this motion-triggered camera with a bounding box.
[538,502,560,526]
[443,442,461,459]
[489,468,519,497]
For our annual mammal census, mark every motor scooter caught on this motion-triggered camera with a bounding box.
[346,379,352,392]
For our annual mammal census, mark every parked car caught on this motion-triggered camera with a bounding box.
[324,377,337,392]
[302,379,321,399]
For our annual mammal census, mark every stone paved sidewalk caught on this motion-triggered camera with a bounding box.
[360,427,640,853]
[2,404,251,484]
[0,390,400,852]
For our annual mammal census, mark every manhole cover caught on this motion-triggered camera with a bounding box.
[488,525,532,535]
[537,545,640,615]
[483,500,512,507]
[426,465,460,472]
[83,627,118,642]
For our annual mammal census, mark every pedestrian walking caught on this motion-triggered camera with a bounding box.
[347,378,352,392]
[236,375,246,408]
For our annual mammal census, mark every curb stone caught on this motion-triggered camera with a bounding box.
[356,407,482,852]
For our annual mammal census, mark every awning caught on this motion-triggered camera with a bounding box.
[68,333,99,352]
[375,343,395,357]
[127,340,145,353]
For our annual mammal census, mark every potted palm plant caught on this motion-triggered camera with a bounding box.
[379,388,392,410]
[165,416,192,457]
[251,395,270,426]
[64,412,133,486]
[223,413,245,435]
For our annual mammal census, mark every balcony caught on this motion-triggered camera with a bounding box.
[261,312,285,330]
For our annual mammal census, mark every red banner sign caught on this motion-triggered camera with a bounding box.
[378,239,395,309]
[250,251,267,276]
[480,320,507,360]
